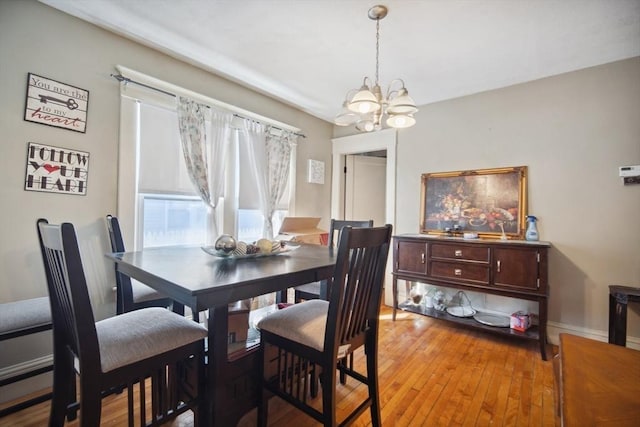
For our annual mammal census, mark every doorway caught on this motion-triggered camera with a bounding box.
[344,153,386,225]
[331,128,397,305]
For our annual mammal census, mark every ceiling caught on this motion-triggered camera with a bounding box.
[40,0,640,124]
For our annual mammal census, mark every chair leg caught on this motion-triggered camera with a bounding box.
[257,390,268,427]
[321,369,337,427]
[66,376,78,421]
[338,357,347,385]
[49,354,73,427]
[79,387,102,427]
[365,344,382,427]
[310,367,319,398]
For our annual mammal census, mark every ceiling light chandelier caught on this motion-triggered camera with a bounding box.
[335,5,418,132]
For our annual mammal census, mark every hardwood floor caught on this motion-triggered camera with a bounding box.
[0,306,559,426]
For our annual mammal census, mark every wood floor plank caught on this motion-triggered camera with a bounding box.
[474,336,511,426]
[0,306,559,427]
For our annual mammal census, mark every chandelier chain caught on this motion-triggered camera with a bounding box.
[375,18,380,87]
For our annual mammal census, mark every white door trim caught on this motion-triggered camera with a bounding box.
[331,128,396,229]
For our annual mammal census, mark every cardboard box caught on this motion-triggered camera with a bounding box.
[275,217,328,246]
[510,311,531,332]
[228,300,250,343]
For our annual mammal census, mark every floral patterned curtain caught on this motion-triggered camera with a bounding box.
[241,120,297,239]
[264,129,297,237]
[176,96,233,244]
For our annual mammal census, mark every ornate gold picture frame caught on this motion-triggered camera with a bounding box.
[420,166,527,239]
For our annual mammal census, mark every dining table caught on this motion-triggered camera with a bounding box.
[106,243,336,426]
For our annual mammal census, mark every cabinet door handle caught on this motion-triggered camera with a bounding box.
[421,253,425,264]
[497,260,501,273]
[454,268,462,276]
[455,250,462,257]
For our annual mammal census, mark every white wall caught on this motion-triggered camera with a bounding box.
[337,57,640,345]
[0,0,333,402]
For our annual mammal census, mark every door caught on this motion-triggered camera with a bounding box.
[344,154,386,225]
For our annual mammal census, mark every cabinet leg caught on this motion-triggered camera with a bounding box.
[608,292,628,346]
[539,335,548,361]
[539,297,549,361]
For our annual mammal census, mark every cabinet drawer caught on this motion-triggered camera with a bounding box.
[430,261,490,284]
[430,243,490,263]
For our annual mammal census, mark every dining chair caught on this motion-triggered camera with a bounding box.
[106,215,185,316]
[37,218,208,427]
[257,224,392,427]
[293,219,373,303]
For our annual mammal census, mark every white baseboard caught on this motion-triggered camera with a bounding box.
[0,354,53,381]
[547,321,640,350]
[0,354,53,404]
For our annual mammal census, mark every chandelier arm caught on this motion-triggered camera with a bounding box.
[385,79,407,99]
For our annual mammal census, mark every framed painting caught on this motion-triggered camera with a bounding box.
[420,166,527,239]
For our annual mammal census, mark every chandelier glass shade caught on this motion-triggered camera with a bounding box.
[334,5,418,132]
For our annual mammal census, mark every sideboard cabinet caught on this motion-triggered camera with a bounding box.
[392,234,550,360]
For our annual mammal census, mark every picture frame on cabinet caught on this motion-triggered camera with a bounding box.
[420,166,527,239]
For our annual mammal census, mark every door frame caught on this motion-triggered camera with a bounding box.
[331,128,396,230]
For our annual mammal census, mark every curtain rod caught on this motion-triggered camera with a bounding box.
[110,73,306,138]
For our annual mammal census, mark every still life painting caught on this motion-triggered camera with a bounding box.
[420,166,527,239]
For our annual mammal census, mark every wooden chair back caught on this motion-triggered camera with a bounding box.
[106,214,134,314]
[328,219,374,247]
[37,219,101,378]
[324,224,392,362]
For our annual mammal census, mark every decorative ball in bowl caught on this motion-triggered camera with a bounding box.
[214,234,237,256]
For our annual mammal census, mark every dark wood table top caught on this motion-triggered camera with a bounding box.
[106,243,336,311]
[560,333,640,426]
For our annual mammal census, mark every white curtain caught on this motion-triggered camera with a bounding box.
[241,121,296,239]
[239,120,269,234]
[176,96,233,244]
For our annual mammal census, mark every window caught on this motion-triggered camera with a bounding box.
[117,75,296,249]
[237,209,287,243]
[141,194,207,248]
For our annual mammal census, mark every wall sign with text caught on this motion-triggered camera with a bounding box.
[24,73,89,133]
[25,142,90,196]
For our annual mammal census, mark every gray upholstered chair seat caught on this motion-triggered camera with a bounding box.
[95,307,207,373]
[131,279,165,303]
[0,297,51,335]
[257,299,350,358]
